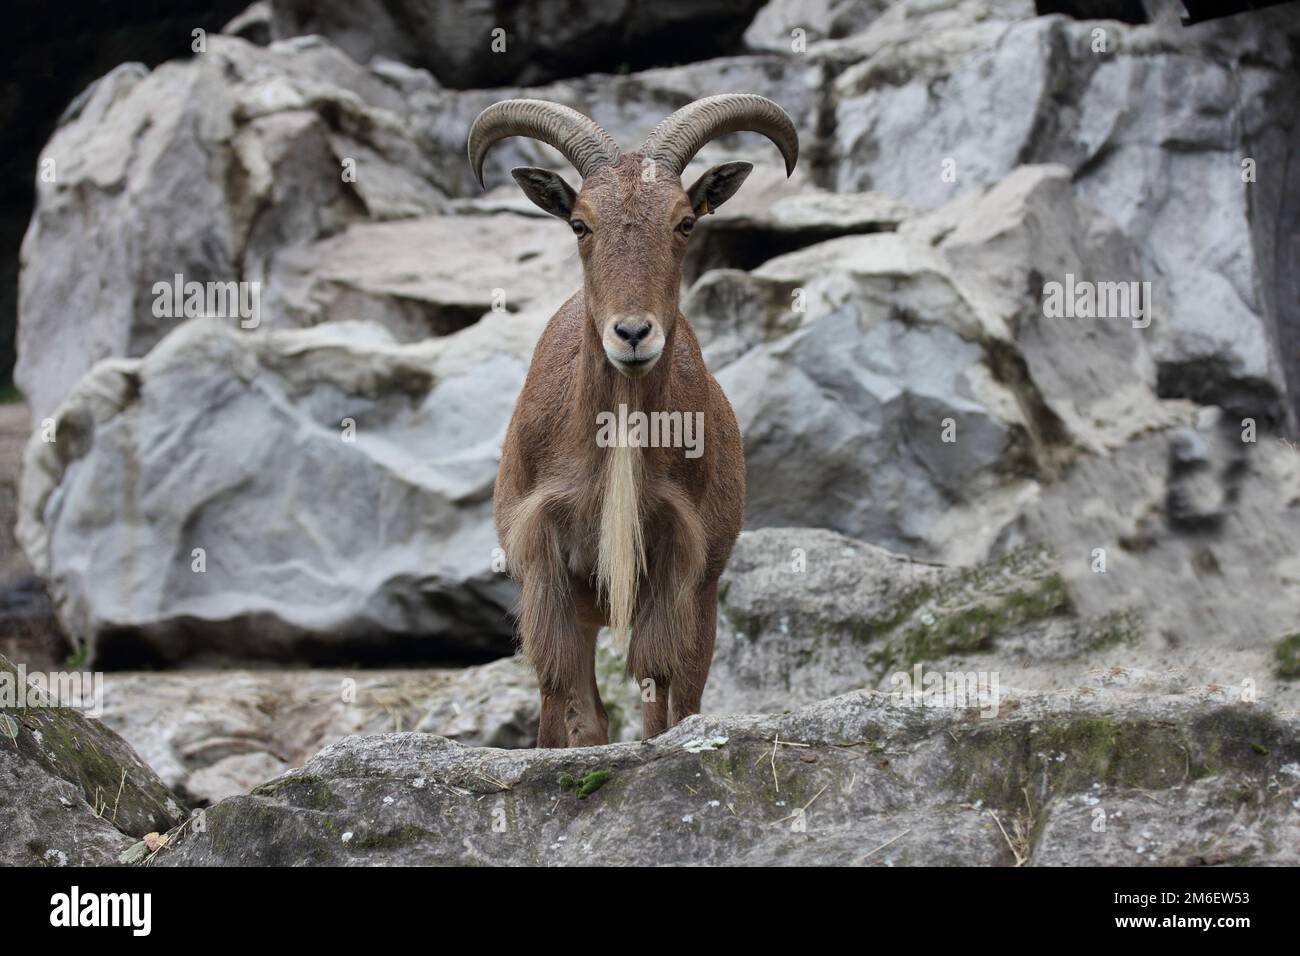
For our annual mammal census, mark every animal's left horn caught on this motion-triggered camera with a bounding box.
[467,99,621,187]
[638,94,798,178]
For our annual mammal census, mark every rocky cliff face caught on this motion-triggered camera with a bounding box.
[5,0,1300,866]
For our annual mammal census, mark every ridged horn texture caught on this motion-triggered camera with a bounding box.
[467,99,621,187]
[639,94,799,177]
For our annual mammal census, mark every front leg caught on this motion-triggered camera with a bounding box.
[628,566,699,738]
[520,562,578,748]
[669,578,718,724]
[628,488,708,737]
[504,484,607,748]
[535,620,608,747]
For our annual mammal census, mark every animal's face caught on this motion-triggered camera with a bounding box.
[570,157,690,377]
[512,155,754,379]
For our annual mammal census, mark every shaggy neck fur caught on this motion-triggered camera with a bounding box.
[579,314,678,643]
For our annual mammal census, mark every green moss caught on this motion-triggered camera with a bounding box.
[855,576,943,640]
[882,566,1069,669]
[251,773,324,795]
[1081,608,1145,651]
[557,769,612,798]
[249,774,340,810]
[203,799,339,864]
[579,770,613,798]
[1189,707,1294,774]
[729,549,1068,663]
[0,655,181,836]
[948,715,1191,809]
[1274,633,1300,680]
[946,704,1298,825]
[349,825,434,849]
[785,546,1078,675]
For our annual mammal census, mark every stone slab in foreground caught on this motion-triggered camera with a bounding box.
[158,690,1300,866]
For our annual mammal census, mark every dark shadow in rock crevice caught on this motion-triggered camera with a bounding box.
[1156,356,1285,431]
[1035,0,1148,23]
[684,221,895,287]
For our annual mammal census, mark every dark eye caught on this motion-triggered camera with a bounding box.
[570,220,589,238]
[677,217,696,236]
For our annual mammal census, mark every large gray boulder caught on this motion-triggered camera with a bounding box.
[16,315,539,665]
[708,164,1181,561]
[711,521,1300,716]
[265,211,580,338]
[999,408,1300,676]
[17,35,449,423]
[829,0,1300,425]
[155,690,1300,866]
[0,652,184,866]
[706,527,1141,716]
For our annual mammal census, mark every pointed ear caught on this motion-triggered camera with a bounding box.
[510,166,577,219]
[686,161,754,216]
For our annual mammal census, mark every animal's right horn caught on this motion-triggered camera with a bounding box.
[467,99,621,188]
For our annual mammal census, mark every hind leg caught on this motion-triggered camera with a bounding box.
[537,691,568,748]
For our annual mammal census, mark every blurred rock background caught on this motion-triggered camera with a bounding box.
[3,0,1300,864]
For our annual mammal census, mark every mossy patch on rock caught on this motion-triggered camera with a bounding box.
[947,714,1190,811]
[250,773,342,811]
[706,530,1156,716]
[559,769,612,798]
[1273,633,1300,680]
[880,548,1072,668]
[0,652,182,839]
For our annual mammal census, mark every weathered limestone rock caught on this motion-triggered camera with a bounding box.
[17,316,541,665]
[156,690,1300,866]
[17,36,449,421]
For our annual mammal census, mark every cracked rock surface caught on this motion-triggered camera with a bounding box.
[158,690,1300,866]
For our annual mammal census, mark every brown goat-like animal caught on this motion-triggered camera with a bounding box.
[469,95,798,747]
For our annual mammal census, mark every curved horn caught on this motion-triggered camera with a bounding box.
[639,94,798,178]
[467,99,621,187]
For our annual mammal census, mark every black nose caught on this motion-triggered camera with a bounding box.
[614,320,652,345]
